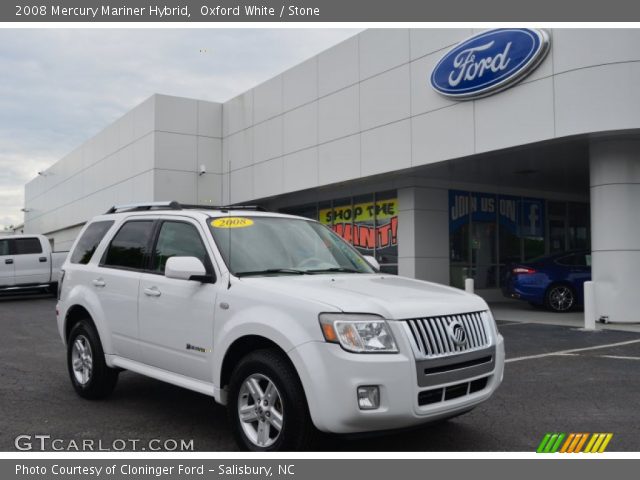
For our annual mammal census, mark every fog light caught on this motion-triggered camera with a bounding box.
[357,386,380,410]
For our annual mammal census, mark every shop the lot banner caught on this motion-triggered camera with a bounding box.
[319,199,398,251]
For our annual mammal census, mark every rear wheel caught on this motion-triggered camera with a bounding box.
[545,284,575,313]
[67,319,118,399]
[228,349,315,451]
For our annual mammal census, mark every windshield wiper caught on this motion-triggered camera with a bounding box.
[235,268,309,277]
[305,267,362,274]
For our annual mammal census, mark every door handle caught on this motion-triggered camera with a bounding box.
[143,287,161,297]
[5,259,13,265]
[39,257,47,263]
[92,278,106,287]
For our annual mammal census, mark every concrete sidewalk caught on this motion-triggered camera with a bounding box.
[489,298,640,334]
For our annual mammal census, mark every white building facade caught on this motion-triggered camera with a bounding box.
[24,28,640,322]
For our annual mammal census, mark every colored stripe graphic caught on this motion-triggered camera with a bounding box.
[584,433,614,453]
[598,433,614,452]
[584,433,598,453]
[549,433,565,453]
[574,433,589,453]
[537,433,565,453]
[536,434,551,453]
[537,433,613,453]
[560,433,575,453]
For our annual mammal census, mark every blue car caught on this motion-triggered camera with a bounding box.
[502,251,591,312]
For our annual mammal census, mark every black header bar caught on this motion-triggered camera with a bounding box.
[4,0,640,22]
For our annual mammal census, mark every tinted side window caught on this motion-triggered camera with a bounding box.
[556,254,587,267]
[71,221,115,264]
[0,239,10,256]
[103,221,154,270]
[14,238,42,255]
[555,255,576,266]
[153,222,211,274]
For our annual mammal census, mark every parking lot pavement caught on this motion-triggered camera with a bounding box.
[1,296,639,452]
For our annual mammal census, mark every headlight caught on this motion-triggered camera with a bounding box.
[319,313,398,353]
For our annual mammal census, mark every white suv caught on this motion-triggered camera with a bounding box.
[57,201,504,451]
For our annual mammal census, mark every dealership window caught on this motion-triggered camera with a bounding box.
[471,192,497,289]
[521,197,546,261]
[449,190,589,289]
[568,203,590,251]
[548,201,591,254]
[281,190,398,274]
[449,192,471,286]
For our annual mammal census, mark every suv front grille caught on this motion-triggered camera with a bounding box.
[404,312,490,358]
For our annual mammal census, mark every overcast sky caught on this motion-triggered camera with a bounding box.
[0,28,361,230]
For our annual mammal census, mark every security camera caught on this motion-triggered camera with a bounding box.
[198,164,206,176]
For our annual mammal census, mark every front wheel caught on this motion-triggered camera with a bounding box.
[228,349,315,451]
[545,284,576,313]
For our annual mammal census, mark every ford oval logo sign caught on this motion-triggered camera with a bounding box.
[430,29,550,100]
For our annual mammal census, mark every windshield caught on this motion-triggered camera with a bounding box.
[208,216,375,276]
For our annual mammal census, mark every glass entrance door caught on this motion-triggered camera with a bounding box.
[471,221,497,289]
[549,217,567,254]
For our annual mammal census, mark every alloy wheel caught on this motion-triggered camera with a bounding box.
[238,373,284,448]
[549,286,574,312]
[71,334,93,385]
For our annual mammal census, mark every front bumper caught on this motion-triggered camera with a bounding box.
[289,331,505,434]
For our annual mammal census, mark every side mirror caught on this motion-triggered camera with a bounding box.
[363,255,380,271]
[165,256,206,281]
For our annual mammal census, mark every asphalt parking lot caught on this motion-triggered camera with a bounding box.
[1,294,639,452]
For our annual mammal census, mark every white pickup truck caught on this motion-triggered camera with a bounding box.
[0,234,67,293]
[56,202,504,451]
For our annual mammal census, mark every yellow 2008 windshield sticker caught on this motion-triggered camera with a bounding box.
[211,217,254,229]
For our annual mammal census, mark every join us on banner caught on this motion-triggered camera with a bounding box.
[449,190,544,238]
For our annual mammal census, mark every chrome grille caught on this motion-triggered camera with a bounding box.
[404,311,490,358]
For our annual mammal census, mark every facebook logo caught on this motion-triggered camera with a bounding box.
[522,199,544,237]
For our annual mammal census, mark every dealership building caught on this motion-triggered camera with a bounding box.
[23,28,640,322]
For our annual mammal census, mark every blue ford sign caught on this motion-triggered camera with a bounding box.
[430,29,550,100]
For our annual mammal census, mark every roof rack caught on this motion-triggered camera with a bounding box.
[104,201,267,214]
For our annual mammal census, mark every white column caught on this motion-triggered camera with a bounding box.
[397,187,449,284]
[589,138,640,323]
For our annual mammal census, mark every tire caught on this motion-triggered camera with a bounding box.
[544,284,576,313]
[228,349,315,451]
[67,319,118,399]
